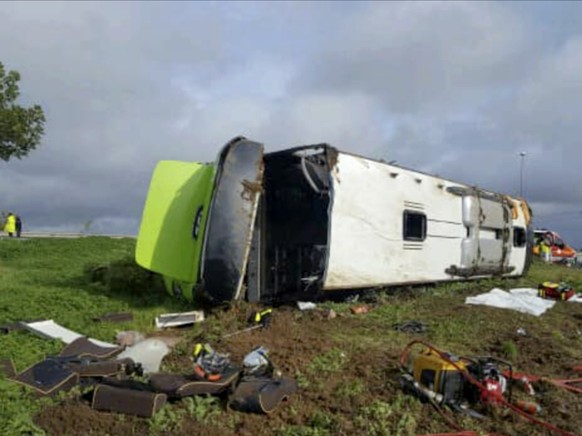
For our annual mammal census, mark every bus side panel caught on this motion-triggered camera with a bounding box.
[323,153,466,290]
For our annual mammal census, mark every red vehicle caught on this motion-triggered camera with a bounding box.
[533,230,577,262]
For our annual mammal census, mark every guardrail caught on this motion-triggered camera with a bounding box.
[4,232,136,239]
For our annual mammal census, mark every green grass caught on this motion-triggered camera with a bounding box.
[0,237,188,435]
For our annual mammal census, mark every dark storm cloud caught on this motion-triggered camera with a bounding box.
[0,1,228,232]
[284,2,582,245]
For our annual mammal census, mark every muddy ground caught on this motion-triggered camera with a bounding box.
[35,282,582,436]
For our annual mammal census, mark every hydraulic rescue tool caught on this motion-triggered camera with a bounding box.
[399,340,575,436]
[538,281,575,301]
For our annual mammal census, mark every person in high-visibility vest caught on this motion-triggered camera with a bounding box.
[540,232,552,263]
[4,213,16,237]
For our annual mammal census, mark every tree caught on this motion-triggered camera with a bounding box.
[0,62,46,161]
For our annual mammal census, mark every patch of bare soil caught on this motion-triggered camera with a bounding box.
[36,400,148,436]
[34,300,582,436]
[35,307,392,436]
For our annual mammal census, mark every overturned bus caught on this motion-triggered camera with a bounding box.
[135,136,533,304]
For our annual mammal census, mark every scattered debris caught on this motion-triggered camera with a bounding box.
[155,310,205,329]
[116,338,170,374]
[350,305,369,315]
[93,312,133,323]
[243,346,271,375]
[519,376,535,395]
[393,321,428,333]
[465,288,556,316]
[345,294,359,304]
[59,337,122,359]
[193,343,231,380]
[9,358,80,397]
[516,327,527,336]
[92,384,167,418]
[514,399,541,415]
[229,375,298,414]
[21,319,116,347]
[115,331,145,347]
[0,321,30,335]
[323,308,337,319]
[222,308,272,339]
[230,346,297,414]
[297,301,317,311]
[149,367,241,399]
[66,357,141,379]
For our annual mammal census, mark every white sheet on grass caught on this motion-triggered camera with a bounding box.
[465,288,555,316]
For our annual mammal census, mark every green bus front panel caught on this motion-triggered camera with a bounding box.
[135,160,215,299]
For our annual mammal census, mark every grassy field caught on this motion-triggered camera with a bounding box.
[0,237,581,435]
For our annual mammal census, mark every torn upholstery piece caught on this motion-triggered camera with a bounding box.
[60,337,123,359]
[229,376,297,414]
[149,366,241,399]
[9,358,79,397]
[91,384,167,418]
[66,358,138,378]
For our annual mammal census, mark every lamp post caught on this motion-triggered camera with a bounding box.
[519,151,526,198]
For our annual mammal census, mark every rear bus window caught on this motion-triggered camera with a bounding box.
[403,211,427,241]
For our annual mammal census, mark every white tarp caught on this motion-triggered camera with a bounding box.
[22,319,117,348]
[465,288,556,316]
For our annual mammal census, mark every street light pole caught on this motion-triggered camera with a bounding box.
[519,151,527,198]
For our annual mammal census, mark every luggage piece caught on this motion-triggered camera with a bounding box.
[229,376,297,414]
[59,337,123,359]
[9,358,79,397]
[149,366,241,399]
[91,384,167,418]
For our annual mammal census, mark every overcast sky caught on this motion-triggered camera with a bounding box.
[1,1,581,247]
